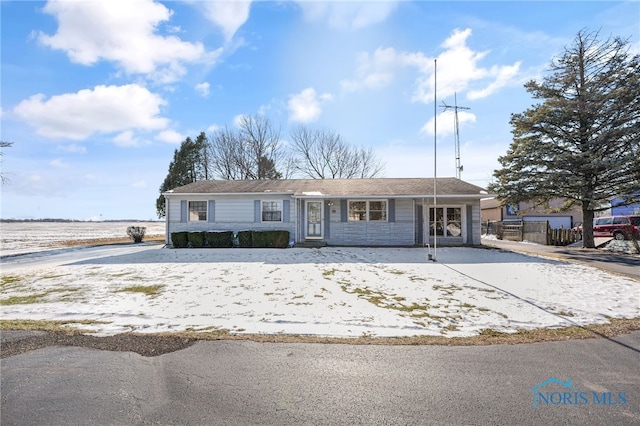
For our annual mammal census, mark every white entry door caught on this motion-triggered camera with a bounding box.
[306,201,323,239]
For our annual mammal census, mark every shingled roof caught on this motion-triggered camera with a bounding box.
[165,178,488,198]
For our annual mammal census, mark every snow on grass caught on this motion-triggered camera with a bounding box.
[1,245,638,338]
[0,221,165,257]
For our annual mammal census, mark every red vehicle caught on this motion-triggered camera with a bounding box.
[592,215,640,240]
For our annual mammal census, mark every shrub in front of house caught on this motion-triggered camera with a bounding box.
[251,230,290,248]
[238,231,253,248]
[171,232,189,248]
[205,231,233,248]
[127,226,146,243]
[189,232,206,248]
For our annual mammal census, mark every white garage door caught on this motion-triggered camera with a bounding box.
[523,216,572,229]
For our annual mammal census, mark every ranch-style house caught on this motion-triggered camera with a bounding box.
[163,178,489,247]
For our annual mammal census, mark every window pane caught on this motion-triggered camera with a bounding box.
[349,201,367,221]
[369,211,387,221]
[368,201,387,221]
[369,201,385,211]
[262,211,282,221]
[262,201,282,221]
[189,201,207,221]
[446,207,462,237]
[429,208,444,236]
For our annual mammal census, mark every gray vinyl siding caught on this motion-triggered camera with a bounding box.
[217,197,258,222]
[166,195,481,247]
[166,194,296,238]
[325,199,414,246]
[470,202,481,245]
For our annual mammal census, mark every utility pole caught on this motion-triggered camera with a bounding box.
[441,93,470,179]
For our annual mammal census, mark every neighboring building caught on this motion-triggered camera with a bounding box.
[163,178,490,247]
[611,194,640,216]
[481,198,583,229]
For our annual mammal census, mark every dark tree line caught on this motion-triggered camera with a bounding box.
[156,115,385,218]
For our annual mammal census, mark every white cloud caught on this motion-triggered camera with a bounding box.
[341,47,400,92]
[58,144,87,154]
[155,129,184,144]
[38,0,216,82]
[288,88,333,123]
[113,130,150,147]
[421,110,477,138]
[258,103,272,116]
[467,62,522,100]
[11,173,67,197]
[413,28,521,103]
[13,84,169,140]
[206,124,220,133]
[200,0,252,42]
[195,82,210,97]
[340,28,521,104]
[232,114,245,128]
[49,158,70,168]
[298,1,399,29]
[131,180,147,189]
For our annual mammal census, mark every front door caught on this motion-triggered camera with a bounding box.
[306,201,323,239]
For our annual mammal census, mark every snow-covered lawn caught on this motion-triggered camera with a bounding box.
[0,221,165,257]
[1,245,638,338]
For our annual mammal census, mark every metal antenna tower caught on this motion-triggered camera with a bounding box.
[441,92,470,179]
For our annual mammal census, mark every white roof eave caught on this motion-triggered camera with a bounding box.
[164,192,493,199]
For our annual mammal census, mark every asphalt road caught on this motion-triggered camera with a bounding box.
[2,331,639,425]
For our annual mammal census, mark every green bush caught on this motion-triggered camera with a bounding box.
[189,232,206,248]
[251,230,290,248]
[171,232,188,248]
[238,231,253,248]
[205,231,233,248]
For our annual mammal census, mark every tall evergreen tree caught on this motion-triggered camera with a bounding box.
[489,29,640,248]
[156,136,208,218]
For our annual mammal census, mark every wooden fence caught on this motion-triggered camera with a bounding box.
[485,221,579,246]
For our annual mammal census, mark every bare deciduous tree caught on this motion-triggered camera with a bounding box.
[207,115,293,180]
[236,114,282,179]
[289,126,384,179]
[208,127,244,180]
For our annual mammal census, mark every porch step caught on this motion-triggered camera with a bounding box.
[296,240,328,248]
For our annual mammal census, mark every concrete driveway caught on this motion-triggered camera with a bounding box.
[482,238,640,281]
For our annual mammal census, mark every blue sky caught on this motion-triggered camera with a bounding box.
[1,1,638,220]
